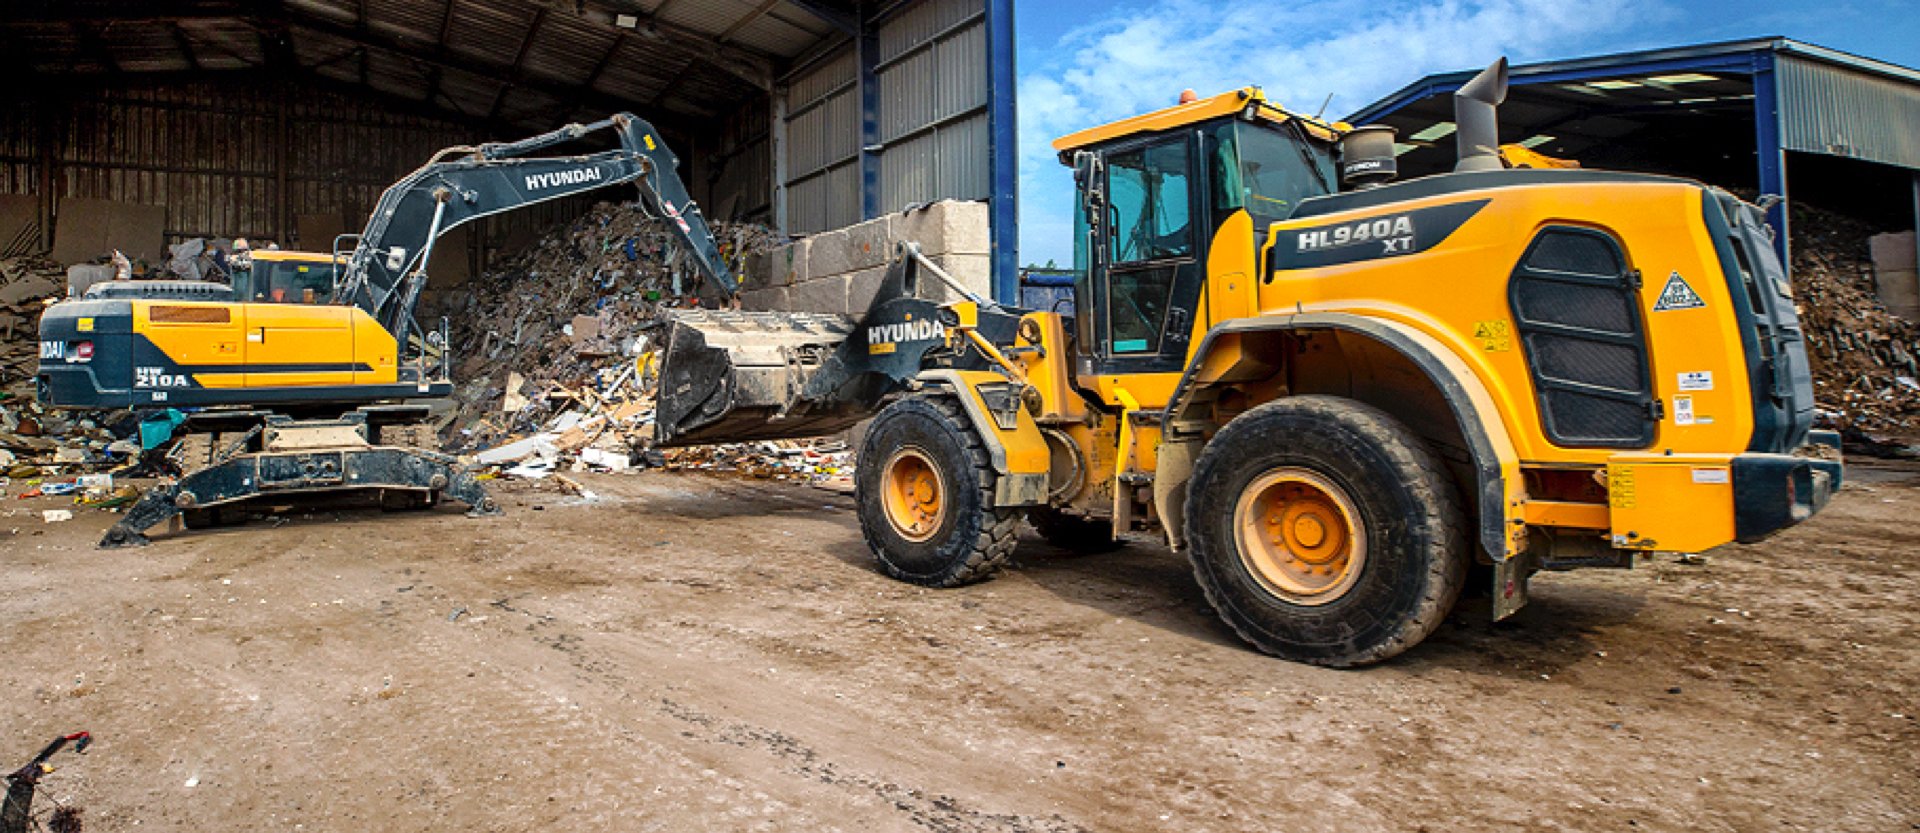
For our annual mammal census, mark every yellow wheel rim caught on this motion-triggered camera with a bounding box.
[1233,468,1366,605]
[881,446,946,542]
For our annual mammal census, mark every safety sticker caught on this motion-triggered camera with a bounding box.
[1653,271,1706,311]
[1472,320,1512,352]
[1691,468,1730,485]
[1673,395,1695,425]
[1677,370,1714,391]
[1609,466,1636,508]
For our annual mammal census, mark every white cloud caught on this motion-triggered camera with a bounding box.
[1016,0,1674,266]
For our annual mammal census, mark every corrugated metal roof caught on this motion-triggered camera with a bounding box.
[1347,36,1920,177]
[1350,37,1920,126]
[1,0,854,132]
[726,12,828,58]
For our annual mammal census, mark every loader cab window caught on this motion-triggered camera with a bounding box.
[1211,121,1337,229]
[1103,139,1194,354]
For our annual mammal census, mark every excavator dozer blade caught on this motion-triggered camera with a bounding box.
[652,310,870,447]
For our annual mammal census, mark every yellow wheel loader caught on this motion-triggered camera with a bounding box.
[655,60,1843,666]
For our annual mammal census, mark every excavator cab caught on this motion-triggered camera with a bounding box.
[232,250,343,305]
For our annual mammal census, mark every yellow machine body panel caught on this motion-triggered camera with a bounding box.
[1253,180,1754,464]
[135,302,249,389]
[129,300,398,389]
[1605,453,1739,552]
[349,309,400,384]
[241,304,357,387]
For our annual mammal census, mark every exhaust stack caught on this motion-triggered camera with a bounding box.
[1453,58,1509,173]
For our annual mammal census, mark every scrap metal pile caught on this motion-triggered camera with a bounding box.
[1,254,145,516]
[1789,203,1920,441]
[441,200,853,487]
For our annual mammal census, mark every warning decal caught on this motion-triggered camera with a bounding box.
[1472,319,1512,352]
[1652,271,1706,311]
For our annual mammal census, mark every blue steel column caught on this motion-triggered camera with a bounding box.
[1753,50,1790,265]
[984,0,1018,303]
[857,13,882,221]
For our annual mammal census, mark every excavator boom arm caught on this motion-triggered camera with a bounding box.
[341,113,736,336]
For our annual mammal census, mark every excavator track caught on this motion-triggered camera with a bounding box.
[169,433,217,475]
[100,410,497,548]
[373,422,439,451]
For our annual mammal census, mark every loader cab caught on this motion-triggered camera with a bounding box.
[1058,89,1339,376]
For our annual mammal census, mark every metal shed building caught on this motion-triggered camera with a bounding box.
[0,0,1018,297]
[1346,38,1920,266]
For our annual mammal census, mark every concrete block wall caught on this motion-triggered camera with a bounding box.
[740,199,991,319]
[1870,230,1919,323]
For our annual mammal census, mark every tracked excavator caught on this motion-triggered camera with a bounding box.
[37,113,742,546]
[651,60,1843,665]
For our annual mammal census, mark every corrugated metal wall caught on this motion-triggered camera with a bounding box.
[3,79,465,244]
[779,0,989,235]
[0,104,40,199]
[782,50,862,234]
[1778,54,1920,170]
[876,0,988,213]
[0,77,639,268]
[695,97,775,223]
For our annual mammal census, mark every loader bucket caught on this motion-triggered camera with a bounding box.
[652,310,865,446]
[652,256,956,447]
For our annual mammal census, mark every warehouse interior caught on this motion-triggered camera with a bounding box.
[0,0,1016,295]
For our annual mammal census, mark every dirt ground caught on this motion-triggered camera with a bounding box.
[3,462,1916,832]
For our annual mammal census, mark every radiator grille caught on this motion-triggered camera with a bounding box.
[1525,230,1619,275]
[1513,281,1634,332]
[1509,227,1654,447]
[1528,335,1643,391]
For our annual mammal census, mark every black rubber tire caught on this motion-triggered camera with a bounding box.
[856,395,1023,587]
[1029,509,1123,554]
[1185,395,1468,667]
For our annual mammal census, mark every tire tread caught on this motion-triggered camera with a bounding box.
[1185,395,1467,667]
[861,394,1022,587]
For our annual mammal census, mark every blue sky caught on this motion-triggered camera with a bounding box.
[1012,0,1920,267]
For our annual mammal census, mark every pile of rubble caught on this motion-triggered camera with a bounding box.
[2,254,146,513]
[1,254,64,376]
[442,200,854,487]
[1789,203,1920,440]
